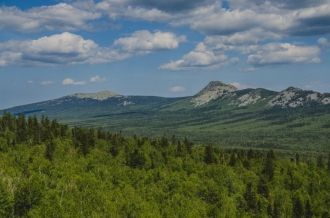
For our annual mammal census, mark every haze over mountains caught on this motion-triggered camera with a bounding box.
[2,81,330,151]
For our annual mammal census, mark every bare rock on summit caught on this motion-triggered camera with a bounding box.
[192,81,238,106]
[71,91,121,101]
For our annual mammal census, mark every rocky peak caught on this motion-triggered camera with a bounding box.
[192,81,238,106]
[267,86,330,108]
[70,91,121,101]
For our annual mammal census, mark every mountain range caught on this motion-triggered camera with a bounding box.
[2,81,330,151]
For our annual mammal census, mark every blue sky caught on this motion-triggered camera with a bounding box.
[0,0,330,109]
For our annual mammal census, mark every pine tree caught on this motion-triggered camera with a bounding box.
[128,149,145,168]
[257,177,269,198]
[293,197,304,218]
[229,153,237,166]
[272,199,281,218]
[14,180,42,217]
[176,141,184,157]
[16,113,27,143]
[183,137,193,154]
[45,139,56,161]
[204,144,217,164]
[317,155,324,168]
[263,150,275,180]
[244,182,258,213]
[327,153,330,172]
[295,153,300,164]
[305,200,313,218]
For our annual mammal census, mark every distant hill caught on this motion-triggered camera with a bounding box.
[2,81,330,151]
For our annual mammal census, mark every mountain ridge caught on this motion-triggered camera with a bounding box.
[2,81,330,113]
[1,81,330,151]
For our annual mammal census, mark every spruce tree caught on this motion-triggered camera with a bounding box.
[305,200,313,218]
[263,150,275,180]
[293,197,304,218]
[327,153,330,172]
[204,144,217,164]
[244,182,258,213]
[317,155,324,168]
[45,138,56,161]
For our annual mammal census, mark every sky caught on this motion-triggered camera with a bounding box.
[0,0,330,109]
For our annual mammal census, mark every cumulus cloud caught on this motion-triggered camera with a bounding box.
[0,30,182,67]
[0,3,100,32]
[114,30,186,53]
[169,85,186,93]
[230,0,329,10]
[62,78,86,86]
[0,32,116,66]
[247,43,321,66]
[96,1,171,21]
[160,42,228,70]
[96,0,214,21]
[90,75,106,83]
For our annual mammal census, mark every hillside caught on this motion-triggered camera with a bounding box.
[0,115,329,217]
[2,81,330,151]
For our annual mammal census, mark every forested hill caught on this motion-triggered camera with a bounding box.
[2,81,330,152]
[0,113,329,217]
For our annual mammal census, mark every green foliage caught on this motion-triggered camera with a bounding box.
[0,181,13,217]
[0,114,329,217]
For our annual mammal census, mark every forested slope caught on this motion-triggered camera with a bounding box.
[0,113,329,217]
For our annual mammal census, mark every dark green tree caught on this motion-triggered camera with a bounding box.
[327,153,330,172]
[204,144,217,164]
[317,155,324,168]
[128,149,146,168]
[257,177,269,198]
[295,153,300,164]
[263,150,276,180]
[14,180,42,217]
[183,137,193,154]
[292,197,304,218]
[272,199,281,218]
[244,182,258,213]
[229,153,237,166]
[0,182,12,217]
[305,200,313,218]
[45,139,56,161]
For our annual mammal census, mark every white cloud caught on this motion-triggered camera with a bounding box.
[0,32,125,66]
[0,30,185,67]
[90,75,106,83]
[169,85,186,93]
[96,1,171,21]
[114,30,186,53]
[62,78,86,86]
[247,43,321,66]
[160,42,228,70]
[0,32,96,66]
[0,3,100,32]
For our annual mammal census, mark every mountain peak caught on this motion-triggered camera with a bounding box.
[192,81,238,106]
[283,87,302,92]
[70,90,121,101]
[204,81,237,91]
